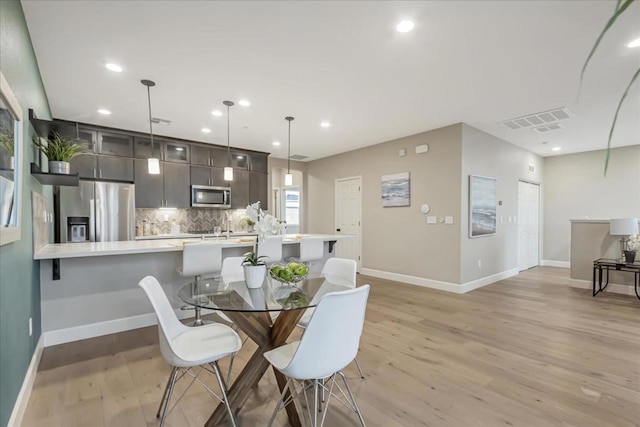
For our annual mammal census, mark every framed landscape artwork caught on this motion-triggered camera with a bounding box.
[381,172,410,207]
[469,175,497,238]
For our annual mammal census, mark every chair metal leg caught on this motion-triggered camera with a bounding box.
[313,380,319,427]
[268,377,292,427]
[337,371,366,426]
[212,362,237,427]
[226,353,235,385]
[354,358,365,379]
[156,366,178,418]
[159,367,180,427]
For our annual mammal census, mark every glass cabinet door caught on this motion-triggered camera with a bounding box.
[134,136,163,159]
[164,142,189,163]
[231,152,248,170]
[98,131,133,157]
[77,128,98,153]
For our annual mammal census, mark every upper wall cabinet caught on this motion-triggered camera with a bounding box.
[164,141,189,163]
[133,136,163,160]
[97,131,133,157]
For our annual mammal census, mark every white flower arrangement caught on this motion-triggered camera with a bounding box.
[627,235,640,252]
[246,202,285,242]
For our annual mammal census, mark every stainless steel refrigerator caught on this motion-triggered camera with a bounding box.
[60,180,135,243]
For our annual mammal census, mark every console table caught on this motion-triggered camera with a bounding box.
[592,258,640,300]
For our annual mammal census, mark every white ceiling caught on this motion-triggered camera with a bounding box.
[21,0,640,161]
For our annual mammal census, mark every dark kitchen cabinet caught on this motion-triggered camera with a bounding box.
[134,136,163,160]
[70,155,133,181]
[164,142,189,163]
[163,163,190,208]
[231,152,249,170]
[249,172,268,209]
[77,128,98,153]
[210,148,229,168]
[134,159,164,208]
[230,170,250,209]
[190,145,210,166]
[190,166,211,186]
[211,167,226,186]
[249,154,268,172]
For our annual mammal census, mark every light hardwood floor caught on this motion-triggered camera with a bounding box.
[22,267,640,426]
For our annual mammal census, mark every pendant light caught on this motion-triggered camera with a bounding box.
[223,100,234,181]
[284,116,294,186]
[141,79,160,175]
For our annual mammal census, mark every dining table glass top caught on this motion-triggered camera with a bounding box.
[178,273,353,313]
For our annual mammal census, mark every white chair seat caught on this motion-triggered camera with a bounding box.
[264,341,300,372]
[297,309,313,328]
[171,323,241,366]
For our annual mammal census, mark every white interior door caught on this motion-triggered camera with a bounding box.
[518,181,540,271]
[335,177,361,270]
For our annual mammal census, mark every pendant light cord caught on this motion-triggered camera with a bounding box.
[287,119,291,174]
[147,85,154,158]
[227,104,231,166]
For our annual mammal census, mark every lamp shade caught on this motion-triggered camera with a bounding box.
[610,218,639,236]
[147,157,160,175]
[224,166,233,181]
[284,173,293,186]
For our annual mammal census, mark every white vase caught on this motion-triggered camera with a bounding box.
[244,264,267,289]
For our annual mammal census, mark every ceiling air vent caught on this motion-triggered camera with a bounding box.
[500,107,573,130]
[289,154,308,161]
[533,123,564,133]
[151,117,171,125]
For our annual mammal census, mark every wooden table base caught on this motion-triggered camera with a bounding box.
[206,309,305,427]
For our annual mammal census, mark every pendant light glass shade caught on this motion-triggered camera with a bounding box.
[285,116,294,186]
[224,166,234,181]
[141,79,160,175]
[148,157,160,175]
[223,100,234,181]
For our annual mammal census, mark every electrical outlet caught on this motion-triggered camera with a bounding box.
[29,318,32,336]
[478,260,482,268]
[163,214,169,222]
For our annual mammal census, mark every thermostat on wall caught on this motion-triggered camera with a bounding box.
[421,204,431,214]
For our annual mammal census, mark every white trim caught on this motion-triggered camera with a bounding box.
[360,267,518,294]
[541,259,570,268]
[7,335,43,427]
[42,308,208,347]
[335,175,362,271]
[568,278,636,296]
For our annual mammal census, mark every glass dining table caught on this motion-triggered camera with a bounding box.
[178,273,353,427]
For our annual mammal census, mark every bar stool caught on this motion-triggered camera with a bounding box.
[177,241,223,326]
[258,235,283,265]
[221,256,246,284]
[293,236,325,268]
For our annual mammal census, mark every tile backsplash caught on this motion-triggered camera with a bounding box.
[136,208,250,235]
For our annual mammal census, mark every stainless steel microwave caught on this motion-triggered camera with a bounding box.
[191,185,231,208]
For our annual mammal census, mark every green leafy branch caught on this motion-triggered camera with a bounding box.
[580,0,638,175]
[32,131,87,162]
[0,131,14,155]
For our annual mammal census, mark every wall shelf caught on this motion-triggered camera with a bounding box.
[30,163,79,187]
[29,109,77,140]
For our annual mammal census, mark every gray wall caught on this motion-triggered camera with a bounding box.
[543,146,640,263]
[306,124,463,283]
[460,124,544,283]
[0,1,51,425]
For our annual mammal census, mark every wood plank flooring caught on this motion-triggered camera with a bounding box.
[22,267,640,426]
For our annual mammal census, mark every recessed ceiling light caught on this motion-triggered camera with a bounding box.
[396,20,415,33]
[552,146,561,152]
[201,128,211,133]
[627,38,640,48]
[272,141,281,146]
[238,100,251,107]
[211,110,222,117]
[105,63,123,72]
[97,109,111,115]
[320,121,331,128]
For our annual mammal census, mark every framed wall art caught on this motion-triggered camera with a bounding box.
[469,175,497,238]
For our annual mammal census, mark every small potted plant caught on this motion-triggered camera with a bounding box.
[242,251,267,288]
[0,131,14,170]
[33,131,86,174]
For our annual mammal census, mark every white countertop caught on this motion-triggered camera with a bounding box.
[34,234,352,260]
[134,231,258,240]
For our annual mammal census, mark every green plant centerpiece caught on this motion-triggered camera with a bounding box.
[269,262,309,285]
[33,131,86,174]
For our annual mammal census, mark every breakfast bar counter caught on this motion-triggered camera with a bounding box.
[36,234,352,346]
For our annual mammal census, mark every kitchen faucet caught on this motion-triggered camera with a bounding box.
[225,211,231,239]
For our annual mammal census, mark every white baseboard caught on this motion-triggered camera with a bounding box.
[359,267,518,294]
[568,278,636,296]
[8,335,44,427]
[541,260,570,268]
[42,307,211,347]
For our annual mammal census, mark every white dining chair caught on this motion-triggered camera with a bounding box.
[287,236,325,266]
[221,256,246,284]
[264,285,370,427]
[139,276,241,427]
[258,235,283,265]
[297,257,365,378]
[177,241,223,325]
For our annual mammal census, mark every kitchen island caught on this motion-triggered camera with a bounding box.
[36,234,351,346]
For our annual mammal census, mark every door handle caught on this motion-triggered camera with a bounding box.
[336,228,341,232]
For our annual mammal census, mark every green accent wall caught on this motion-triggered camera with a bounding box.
[0,1,51,425]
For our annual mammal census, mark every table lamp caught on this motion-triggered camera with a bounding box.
[610,218,639,260]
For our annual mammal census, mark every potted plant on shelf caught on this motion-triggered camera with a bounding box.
[624,235,639,263]
[0,131,14,170]
[32,131,86,174]
[241,202,285,288]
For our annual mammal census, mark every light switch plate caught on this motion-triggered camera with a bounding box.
[427,216,437,224]
[445,216,454,224]
[399,148,407,157]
